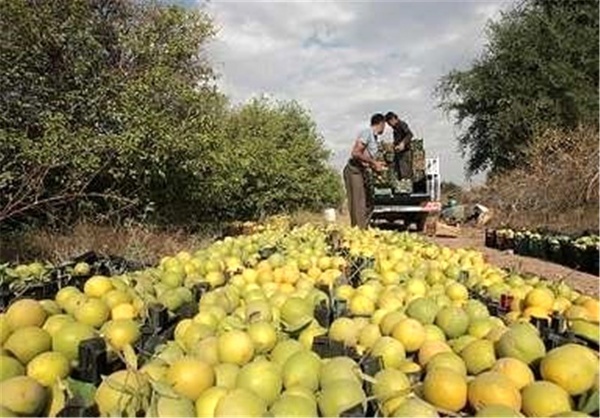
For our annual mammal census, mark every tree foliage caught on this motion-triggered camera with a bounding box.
[0,0,342,228]
[437,0,599,175]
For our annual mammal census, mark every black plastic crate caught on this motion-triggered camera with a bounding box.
[314,300,331,328]
[71,337,119,385]
[485,229,496,248]
[0,280,60,310]
[57,401,99,417]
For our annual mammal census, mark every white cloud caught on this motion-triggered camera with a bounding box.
[199,0,513,184]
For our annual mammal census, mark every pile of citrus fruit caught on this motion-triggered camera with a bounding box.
[0,224,598,417]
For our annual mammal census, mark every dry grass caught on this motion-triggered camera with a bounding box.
[0,210,352,265]
[0,221,214,265]
[468,126,599,233]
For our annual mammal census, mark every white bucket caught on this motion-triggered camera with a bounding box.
[323,208,337,223]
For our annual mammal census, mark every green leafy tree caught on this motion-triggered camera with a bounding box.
[202,99,343,220]
[437,0,598,175]
[0,0,342,227]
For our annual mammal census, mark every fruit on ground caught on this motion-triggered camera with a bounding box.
[156,396,195,417]
[101,319,141,351]
[4,326,51,364]
[270,394,318,417]
[418,340,452,366]
[406,297,440,325]
[495,323,546,365]
[166,357,214,401]
[467,372,522,412]
[317,379,366,417]
[217,330,255,366]
[42,314,74,337]
[95,370,150,416]
[426,352,467,376]
[435,307,470,339]
[391,397,439,417]
[392,318,426,352]
[540,343,599,395]
[214,363,240,390]
[461,339,496,375]
[247,321,277,354]
[195,386,228,417]
[521,381,573,417]
[236,360,282,405]
[525,288,554,310]
[0,376,48,416]
[26,351,70,386]
[475,405,524,417]
[6,299,47,329]
[270,339,303,367]
[0,315,11,344]
[329,317,358,346]
[319,357,361,388]
[0,355,24,381]
[491,358,534,390]
[371,337,406,369]
[214,388,268,417]
[52,322,96,362]
[84,276,114,298]
[372,369,411,403]
[422,367,467,412]
[74,298,110,328]
[282,350,321,391]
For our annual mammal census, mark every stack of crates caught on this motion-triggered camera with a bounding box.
[411,138,426,183]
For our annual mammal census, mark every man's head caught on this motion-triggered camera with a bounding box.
[371,113,385,135]
[385,111,399,128]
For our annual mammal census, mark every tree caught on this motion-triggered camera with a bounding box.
[0,0,223,226]
[201,99,343,220]
[0,0,342,227]
[437,0,599,175]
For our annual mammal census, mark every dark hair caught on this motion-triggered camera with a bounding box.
[370,113,385,125]
[385,111,398,122]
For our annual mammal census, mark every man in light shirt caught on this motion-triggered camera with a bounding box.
[343,113,386,228]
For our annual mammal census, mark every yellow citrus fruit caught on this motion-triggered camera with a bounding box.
[525,288,554,310]
[467,371,522,412]
[521,381,573,417]
[6,299,47,329]
[166,357,214,401]
[84,276,114,298]
[392,318,426,352]
[418,340,452,366]
[75,299,110,328]
[111,303,136,320]
[423,367,467,412]
[491,358,534,390]
[101,319,141,351]
[540,343,599,395]
[102,290,132,309]
[26,351,70,386]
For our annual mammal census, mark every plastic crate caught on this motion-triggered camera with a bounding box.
[484,229,496,248]
[0,280,60,310]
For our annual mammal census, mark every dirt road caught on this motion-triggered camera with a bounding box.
[432,227,599,297]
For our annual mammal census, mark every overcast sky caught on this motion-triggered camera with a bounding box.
[180,0,514,185]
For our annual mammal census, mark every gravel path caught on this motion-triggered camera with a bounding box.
[432,227,599,298]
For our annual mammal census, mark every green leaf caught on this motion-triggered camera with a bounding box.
[65,378,97,408]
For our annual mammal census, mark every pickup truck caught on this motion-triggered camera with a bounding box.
[367,140,441,231]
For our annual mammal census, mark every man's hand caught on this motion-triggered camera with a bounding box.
[372,161,386,172]
[394,142,406,152]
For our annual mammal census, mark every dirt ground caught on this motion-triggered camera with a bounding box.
[432,227,600,297]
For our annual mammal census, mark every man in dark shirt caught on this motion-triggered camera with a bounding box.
[385,111,414,179]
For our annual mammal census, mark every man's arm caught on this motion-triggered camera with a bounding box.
[351,139,384,171]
